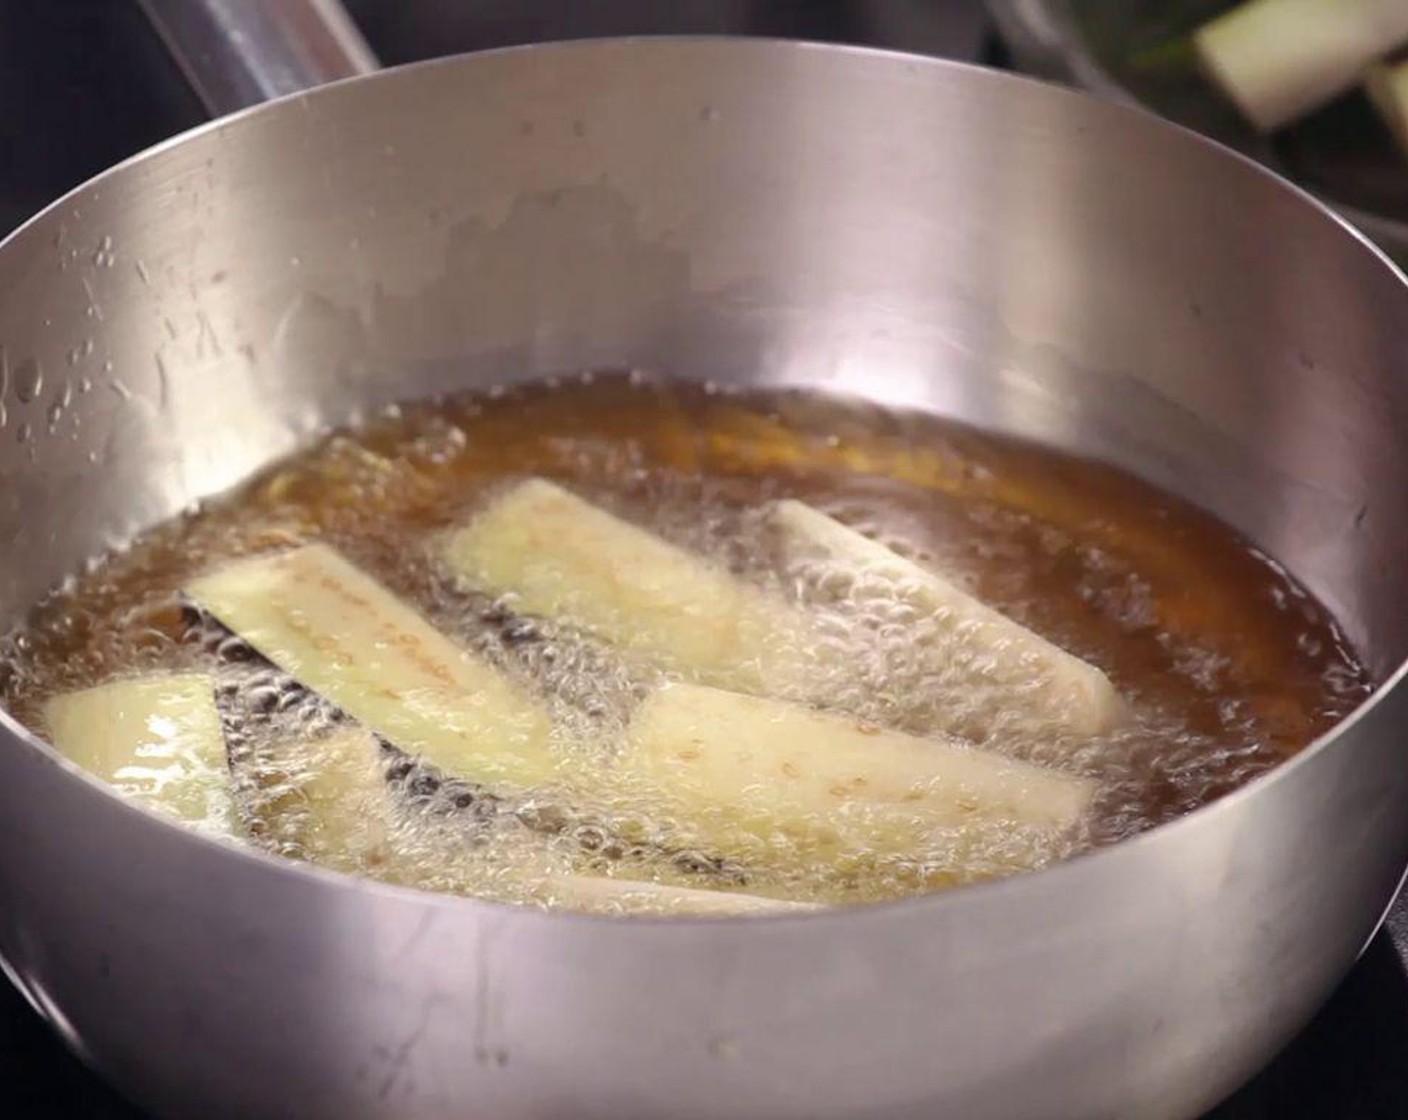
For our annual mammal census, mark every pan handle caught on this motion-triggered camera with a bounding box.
[136,0,379,118]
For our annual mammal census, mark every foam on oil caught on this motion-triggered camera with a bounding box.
[0,375,1373,912]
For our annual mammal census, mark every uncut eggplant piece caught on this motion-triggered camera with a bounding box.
[623,683,1095,865]
[43,672,233,833]
[1367,57,1408,157]
[186,543,557,792]
[442,478,817,696]
[539,873,821,917]
[1193,0,1408,133]
[767,499,1126,738]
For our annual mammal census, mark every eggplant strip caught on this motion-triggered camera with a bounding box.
[43,672,234,833]
[186,543,557,792]
[767,499,1126,738]
[441,477,818,697]
[623,682,1096,863]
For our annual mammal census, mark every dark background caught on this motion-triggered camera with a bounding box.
[0,2,1405,1118]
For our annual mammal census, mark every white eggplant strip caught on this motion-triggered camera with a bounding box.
[623,683,1095,862]
[186,544,557,792]
[442,478,816,696]
[768,500,1126,738]
[44,672,233,831]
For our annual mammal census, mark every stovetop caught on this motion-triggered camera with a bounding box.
[2,2,1407,1117]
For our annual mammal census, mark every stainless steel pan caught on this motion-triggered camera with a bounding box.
[3,4,1408,1118]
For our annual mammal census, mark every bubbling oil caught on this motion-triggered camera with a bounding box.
[0,375,1373,913]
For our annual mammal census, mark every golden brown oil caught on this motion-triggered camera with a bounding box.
[0,374,1373,912]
